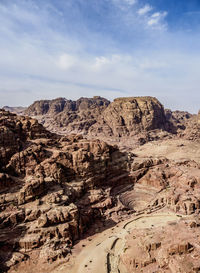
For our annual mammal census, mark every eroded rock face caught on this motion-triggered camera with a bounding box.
[165,109,193,130]
[8,96,200,147]
[0,109,132,271]
[0,103,200,273]
[0,109,53,167]
[5,96,200,147]
[120,220,200,273]
[181,113,200,141]
[90,97,167,138]
[24,96,110,134]
[23,96,173,144]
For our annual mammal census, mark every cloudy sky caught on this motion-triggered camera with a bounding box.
[0,0,200,112]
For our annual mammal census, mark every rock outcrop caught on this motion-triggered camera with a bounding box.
[89,96,167,139]
[0,109,133,272]
[120,220,200,273]
[23,96,175,147]
[6,96,200,146]
[0,96,200,273]
[24,96,110,134]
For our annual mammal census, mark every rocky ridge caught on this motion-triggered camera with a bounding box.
[8,96,199,147]
[0,109,133,272]
[24,96,110,135]
[0,96,200,273]
[2,107,27,116]
[89,96,167,137]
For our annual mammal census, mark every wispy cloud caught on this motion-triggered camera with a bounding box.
[0,0,200,113]
[138,4,152,15]
[122,0,137,5]
[113,0,137,7]
[147,11,168,29]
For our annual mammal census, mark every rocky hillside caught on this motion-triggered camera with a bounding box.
[0,109,132,272]
[24,96,110,134]
[0,108,200,273]
[6,96,199,146]
[89,96,167,137]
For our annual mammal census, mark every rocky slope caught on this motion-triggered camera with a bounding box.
[0,109,133,272]
[24,96,110,135]
[89,96,167,137]
[24,96,168,137]
[15,96,199,147]
[60,141,200,273]
[119,215,200,273]
[0,96,200,273]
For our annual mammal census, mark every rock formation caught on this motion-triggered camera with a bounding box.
[0,96,200,273]
[89,96,167,137]
[6,96,200,146]
[119,219,200,273]
[24,96,110,134]
[0,109,133,272]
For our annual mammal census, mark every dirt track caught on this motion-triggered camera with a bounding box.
[51,212,180,273]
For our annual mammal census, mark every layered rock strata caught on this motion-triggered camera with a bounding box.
[0,109,132,272]
[5,96,200,146]
[0,100,200,273]
[24,96,110,134]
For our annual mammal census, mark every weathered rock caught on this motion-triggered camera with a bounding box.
[90,96,167,137]
[0,173,14,190]
[0,109,133,271]
[119,220,200,273]
[0,98,200,273]
[25,96,110,134]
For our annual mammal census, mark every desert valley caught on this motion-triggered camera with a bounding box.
[0,96,200,273]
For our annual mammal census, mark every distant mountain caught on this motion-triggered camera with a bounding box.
[4,96,199,146]
[24,96,110,135]
[3,106,27,115]
[24,96,167,137]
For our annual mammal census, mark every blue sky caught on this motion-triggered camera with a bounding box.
[0,0,200,112]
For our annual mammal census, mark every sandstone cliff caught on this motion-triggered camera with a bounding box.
[5,96,199,145]
[25,96,110,134]
[8,96,200,146]
[0,109,132,272]
[1,98,200,273]
[89,96,167,137]
[23,96,174,147]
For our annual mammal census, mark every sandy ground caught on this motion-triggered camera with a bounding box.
[134,139,200,163]
[51,211,180,273]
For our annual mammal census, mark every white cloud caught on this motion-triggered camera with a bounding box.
[152,12,162,18]
[123,0,137,5]
[93,55,123,70]
[147,11,167,27]
[0,1,200,113]
[94,56,110,69]
[112,0,137,9]
[137,4,152,15]
[57,54,76,70]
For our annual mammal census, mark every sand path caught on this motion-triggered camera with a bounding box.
[51,212,180,273]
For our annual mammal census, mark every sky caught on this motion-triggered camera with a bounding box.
[0,0,200,113]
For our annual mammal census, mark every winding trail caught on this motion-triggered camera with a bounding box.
[51,212,180,273]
